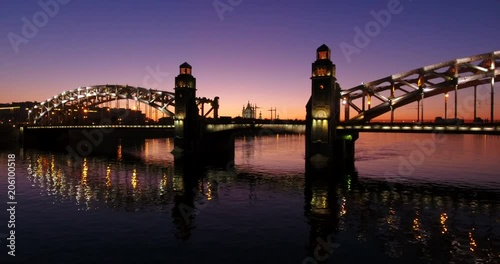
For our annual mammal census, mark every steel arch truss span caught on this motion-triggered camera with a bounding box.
[341,51,500,124]
[30,85,219,124]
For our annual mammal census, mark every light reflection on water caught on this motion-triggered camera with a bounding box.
[1,133,499,263]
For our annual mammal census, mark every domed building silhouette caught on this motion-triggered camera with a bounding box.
[242,101,257,119]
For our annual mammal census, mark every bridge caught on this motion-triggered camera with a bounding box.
[341,49,500,124]
[28,84,219,125]
[18,45,499,170]
[305,44,498,169]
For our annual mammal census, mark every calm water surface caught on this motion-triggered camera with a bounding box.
[0,133,499,263]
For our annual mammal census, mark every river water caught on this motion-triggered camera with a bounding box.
[0,133,498,263]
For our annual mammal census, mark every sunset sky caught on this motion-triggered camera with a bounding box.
[1,0,499,120]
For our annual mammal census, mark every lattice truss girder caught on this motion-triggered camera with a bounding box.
[341,51,500,123]
[31,85,218,124]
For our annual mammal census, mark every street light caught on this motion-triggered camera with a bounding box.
[445,93,449,120]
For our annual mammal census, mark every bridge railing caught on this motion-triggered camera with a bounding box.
[24,124,175,129]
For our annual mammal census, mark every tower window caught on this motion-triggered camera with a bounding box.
[316,44,331,60]
[318,51,328,60]
[179,62,192,75]
[180,68,191,75]
[316,68,327,76]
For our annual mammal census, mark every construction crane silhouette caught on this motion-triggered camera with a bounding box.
[268,107,277,120]
[253,104,262,119]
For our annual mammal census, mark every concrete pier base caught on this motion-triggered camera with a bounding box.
[306,131,358,171]
[172,130,235,167]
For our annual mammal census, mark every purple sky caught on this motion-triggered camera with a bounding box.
[1,0,499,120]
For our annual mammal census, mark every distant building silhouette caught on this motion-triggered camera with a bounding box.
[158,117,174,125]
[0,101,37,124]
[242,101,257,119]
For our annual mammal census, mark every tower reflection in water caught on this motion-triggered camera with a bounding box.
[303,169,342,263]
[302,166,498,263]
[24,136,499,263]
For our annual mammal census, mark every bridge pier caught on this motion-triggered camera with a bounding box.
[334,131,358,165]
[22,127,69,149]
[171,63,234,161]
[306,129,358,170]
[305,45,357,171]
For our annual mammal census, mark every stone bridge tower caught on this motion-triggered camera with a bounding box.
[174,62,200,153]
[306,44,358,169]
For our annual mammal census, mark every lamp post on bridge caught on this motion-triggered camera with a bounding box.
[416,100,420,123]
[445,93,448,120]
[342,97,349,121]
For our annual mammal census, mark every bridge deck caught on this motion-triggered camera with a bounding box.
[336,123,500,134]
[25,124,175,129]
[23,122,500,135]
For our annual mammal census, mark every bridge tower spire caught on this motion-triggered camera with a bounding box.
[173,62,200,153]
[306,44,358,169]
